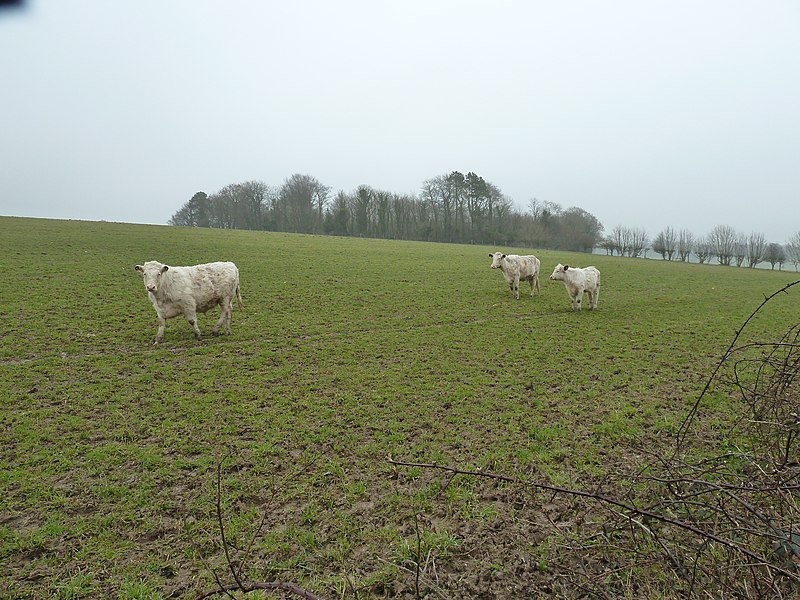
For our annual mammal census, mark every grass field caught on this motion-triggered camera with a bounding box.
[1,216,798,599]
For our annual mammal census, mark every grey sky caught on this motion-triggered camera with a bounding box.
[2,1,798,242]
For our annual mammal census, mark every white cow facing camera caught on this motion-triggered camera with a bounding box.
[549,263,600,311]
[488,252,541,300]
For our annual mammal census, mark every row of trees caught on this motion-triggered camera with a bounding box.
[168,172,603,251]
[168,172,798,270]
[599,225,800,271]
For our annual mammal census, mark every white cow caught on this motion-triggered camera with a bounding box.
[488,252,541,300]
[549,263,600,311]
[134,260,242,344]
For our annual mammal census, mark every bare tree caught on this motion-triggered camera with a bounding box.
[485,182,510,228]
[528,197,544,220]
[352,185,373,236]
[373,189,393,238]
[733,234,747,267]
[208,187,236,229]
[324,191,350,236]
[677,229,694,262]
[609,225,626,256]
[208,182,268,230]
[420,177,443,239]
[625,227,648,258]
[527,198,562,241]
[652,227,677,260]
[598,236,616,255]
[695,236,713,264]
[746,232,767,268]
[311,181,331,233]
[488,194,514,246]
[392,193,416,240]
[709,225,737,266]
[238,180,271,230]
[787,231,800,271]
[763,242,786,270]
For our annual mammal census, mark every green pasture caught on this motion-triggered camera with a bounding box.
[1,216,798,598]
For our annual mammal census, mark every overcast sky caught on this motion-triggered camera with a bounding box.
[1,1,798,241]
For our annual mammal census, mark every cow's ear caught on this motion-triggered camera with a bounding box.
[488,253,493,258]
[161,265,169,273]
[501,254,507,259]
[135,265,143,272]
[564,265,569,271]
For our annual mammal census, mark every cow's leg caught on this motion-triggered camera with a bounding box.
[587,289,595,310]
[212,299,231,336]
[568,289,578,311]
[154,315,166,345]
[187,315,202,339]
[513,276,520,300]
[184,303,202,339]
[574,290,583,311]
[592,287,599,309]
[529,276,537,297]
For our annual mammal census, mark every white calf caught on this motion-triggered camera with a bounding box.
[549,263,600,311]
[489,252,541,300]
[135,260,242,344]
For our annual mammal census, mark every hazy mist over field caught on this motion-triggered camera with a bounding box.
[1,1,798,241]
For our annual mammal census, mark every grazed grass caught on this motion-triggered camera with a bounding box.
[1,216,798,598]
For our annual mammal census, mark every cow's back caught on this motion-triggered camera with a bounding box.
[583,266,600,288]
[518,255,540,277]
[195,263,239,307]
[164,262,238,312]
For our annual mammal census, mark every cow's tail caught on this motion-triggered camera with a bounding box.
[235,283,244,309]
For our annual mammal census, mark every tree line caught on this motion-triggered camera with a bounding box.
[599,225,800,271]
[168,172,603,252]
[168,172,799,270]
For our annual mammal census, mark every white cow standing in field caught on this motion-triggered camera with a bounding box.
[134,260,243,344]
[488,252,541,300]
[549,263,600,311]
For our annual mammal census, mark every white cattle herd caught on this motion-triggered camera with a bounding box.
[134,253,599,343]
[489,252,601,311]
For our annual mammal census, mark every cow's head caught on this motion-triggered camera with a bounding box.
[135,261,169,293]
[549,263,568,280]
[488,252,506,269]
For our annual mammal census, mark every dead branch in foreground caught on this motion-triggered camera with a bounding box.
[195,457,326,600]
[387,458,794,579]
[196,581,325,600]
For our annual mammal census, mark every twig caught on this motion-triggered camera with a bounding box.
[387,457,797,579]
[414,513,422,600]
[216,458,246,593]
[374,556,450,599]
[196,581,326,600]
[675,279,800,452]
[196,455,327,600]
